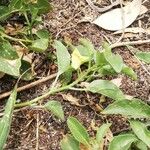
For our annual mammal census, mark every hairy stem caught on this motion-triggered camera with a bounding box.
[15,66,96,108]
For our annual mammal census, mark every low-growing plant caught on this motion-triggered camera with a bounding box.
[0,34,150,149]
[61,117,150,150]
[0,0,52,79]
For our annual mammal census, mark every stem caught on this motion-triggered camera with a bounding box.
[23,12,33,39]
[0,31,32,43]
[15,66,96,108]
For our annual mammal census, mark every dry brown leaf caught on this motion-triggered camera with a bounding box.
[60,93,80,106]
[93,0,142,31]
[13,45,28,57]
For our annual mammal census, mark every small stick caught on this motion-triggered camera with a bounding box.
[85,0,120,12]
[0,73,57,100]
[36,113,39,150]
[110,39,150,48]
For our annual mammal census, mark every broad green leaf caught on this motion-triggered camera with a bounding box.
[96,123,111,143]
[0,41,19,60]
[9,0,23,10]
[60,135,80,150]
[0,57,21,76]
[94,51,107,66]
[102,99,150,118]
[130,120,150,147]
[79,38,95,55]
[0,87,17,150]
[121,65,137,80]
[135,140,148,150]
[36,29,49,39]
[87,80,125,101]
[71,48,89,70]
[105,54,124,73]
[108,134,138,150]
[30,38,49,53]
[67,117,90,146]
[98,65,117,76]
[53,40,70,75]
[20,60,34,81]
[0,6,10,21]
[102,42,112,56]
[62,68,73,85]
[31,0,52,14]
[44,100,64,120]
[76,45,90,57]
[136,52,150,64]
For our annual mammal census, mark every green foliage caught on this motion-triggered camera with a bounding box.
[130,120,150,147]
[63,117,111,150]
[102,99,150,118]
[0,87,17,149]
[96,123,111,143]
[87,80,125,101]
[67,117,90,146]
[136,51,150,64]
[0,0,51,78]
[44,100,64,121]
[108,134,138,150]
[60,135,80,150]
[53,40,71,75]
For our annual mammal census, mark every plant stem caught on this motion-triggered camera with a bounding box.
[23,12,33,39]
[0,31,32,43]
[15,66,96,108]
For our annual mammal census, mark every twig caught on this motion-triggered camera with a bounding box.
[85,0,120,12]
[110,39,150,48]
[127,46,150,76]
[0,73,57,100]
[36,113,39,150]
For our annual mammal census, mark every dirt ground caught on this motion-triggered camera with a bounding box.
[0,0,150,149]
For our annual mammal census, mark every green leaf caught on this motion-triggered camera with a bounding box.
[30,38,49,53]
[44,100,64,120]
[87,80,125,101]
[130,120,150,147]
[0,57,21,76]
[105,53,124,73]
[31,0,52,14]
[79,38,95,55]
[102,99,150,118]
[98,65,117,76]
[136,52,150,64]
[102,42,112,56]
[61,68,73,85]
[67,117,90,146]
[0,41,19,60]
[108,134,138,150]
[0,87,17,150]
[53,40,70,75]
[135,140,148,150]
[20,60,34,81]
[36,29,49,39]
[121,65,137,80]
[60,135,80,150]
[0,6,11,21]
[94,51,107,66]
[96,123,111,143]
[9,0,23,10]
